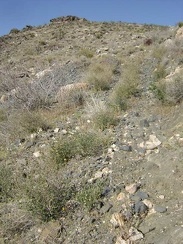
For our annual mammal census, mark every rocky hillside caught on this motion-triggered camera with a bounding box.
[0,16,183,243]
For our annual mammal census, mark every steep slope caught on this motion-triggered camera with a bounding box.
[0,16,183,244]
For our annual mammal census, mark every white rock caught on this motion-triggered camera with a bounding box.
[129,227,143,241]
[125,183,138,194]
[145,134,161,150]
[30,133,37,139]
[54,128,60,133]
[94,171,103,179]
[115,236,128,244]
[61,129,67,135]
[102,167,112,175]
[117,192,126,201]
[159,195,165,199]
[33,151,41,158]
[143,199,153,209]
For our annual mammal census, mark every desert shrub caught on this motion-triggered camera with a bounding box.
[0,164,14,202]
[51,131,109,167]
[12,80,56,110]
[57,86,86,110]
[149,82,166,102]
[93,110,118,130]
[87,61,113,91]
[110,62,140,110]
[177,22,183,28]
[25,176,76,221]
[86,97,118,130]
[19,111,50,133]
[0,109,7,122]
[0,203,34,239]
[152,45,167,61]
[79,48,94,58]
[9,28,20,34]
[76,182,103,210]
[164,72,183,104]
[153,64,167,82]
[151,69,183,104]
[144,38,153,46]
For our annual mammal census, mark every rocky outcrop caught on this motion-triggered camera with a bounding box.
[50,15,87,23]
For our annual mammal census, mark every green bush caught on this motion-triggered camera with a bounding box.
[149,82,166,102]
[51,131,109,167]
[76,183,103,210]
[153,64,167,82]
[0,109,7,122]
[0,165,14,202]
[110,62,140,110]
[177,22,183,28]
[79,48,94,58]
[20,111,50,133]
[93,109,118,130]
[25,176,76,221]
[151,69,183,104]
[87,62,113,91]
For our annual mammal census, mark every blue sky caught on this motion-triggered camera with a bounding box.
[0,0,183,36]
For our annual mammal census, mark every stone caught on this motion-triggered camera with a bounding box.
[133,201,148,214]
[159,195,165,199]
[94,171,103,179]
[117,192,126,201]
[176,26,183,39]
[25,141,36,149]
[102,167,112,175]
[129,227,143,241]
[54,127,60,133]
[115,236,128,244]
[120,145,132,152]
[134,191,149,200]
[110,213,125,228]
[100,203,113,214]
[145,134,161,150]
[61,129,67,135]
[33,151,41,158]
[30,133,37,139]
[154,205,167,213]
[143,199,153,209]
[140,119,149,128]
[125,183,139,194]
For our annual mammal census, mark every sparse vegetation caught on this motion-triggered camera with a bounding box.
[87,61,114,91]
[51,131,109,167]
[19,110,50,133]
[1,15,183,244]
[110,61,140,110]
[177,22,183,28]
[25,175,76,221]
[79,48,94,58]
[0,164,14,202]
[76,182,103,210]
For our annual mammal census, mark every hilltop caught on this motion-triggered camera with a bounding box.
[0,16,183,243]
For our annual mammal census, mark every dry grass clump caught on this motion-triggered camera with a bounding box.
[78,48,94,58]
[85,97,118,130]
[87,60,114,91]
[56,83,87,111]
[19,110,50,134]
[162,69,183,104]
[110,62,140,110]
[0,164,14,203]
[0,203,34,240]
